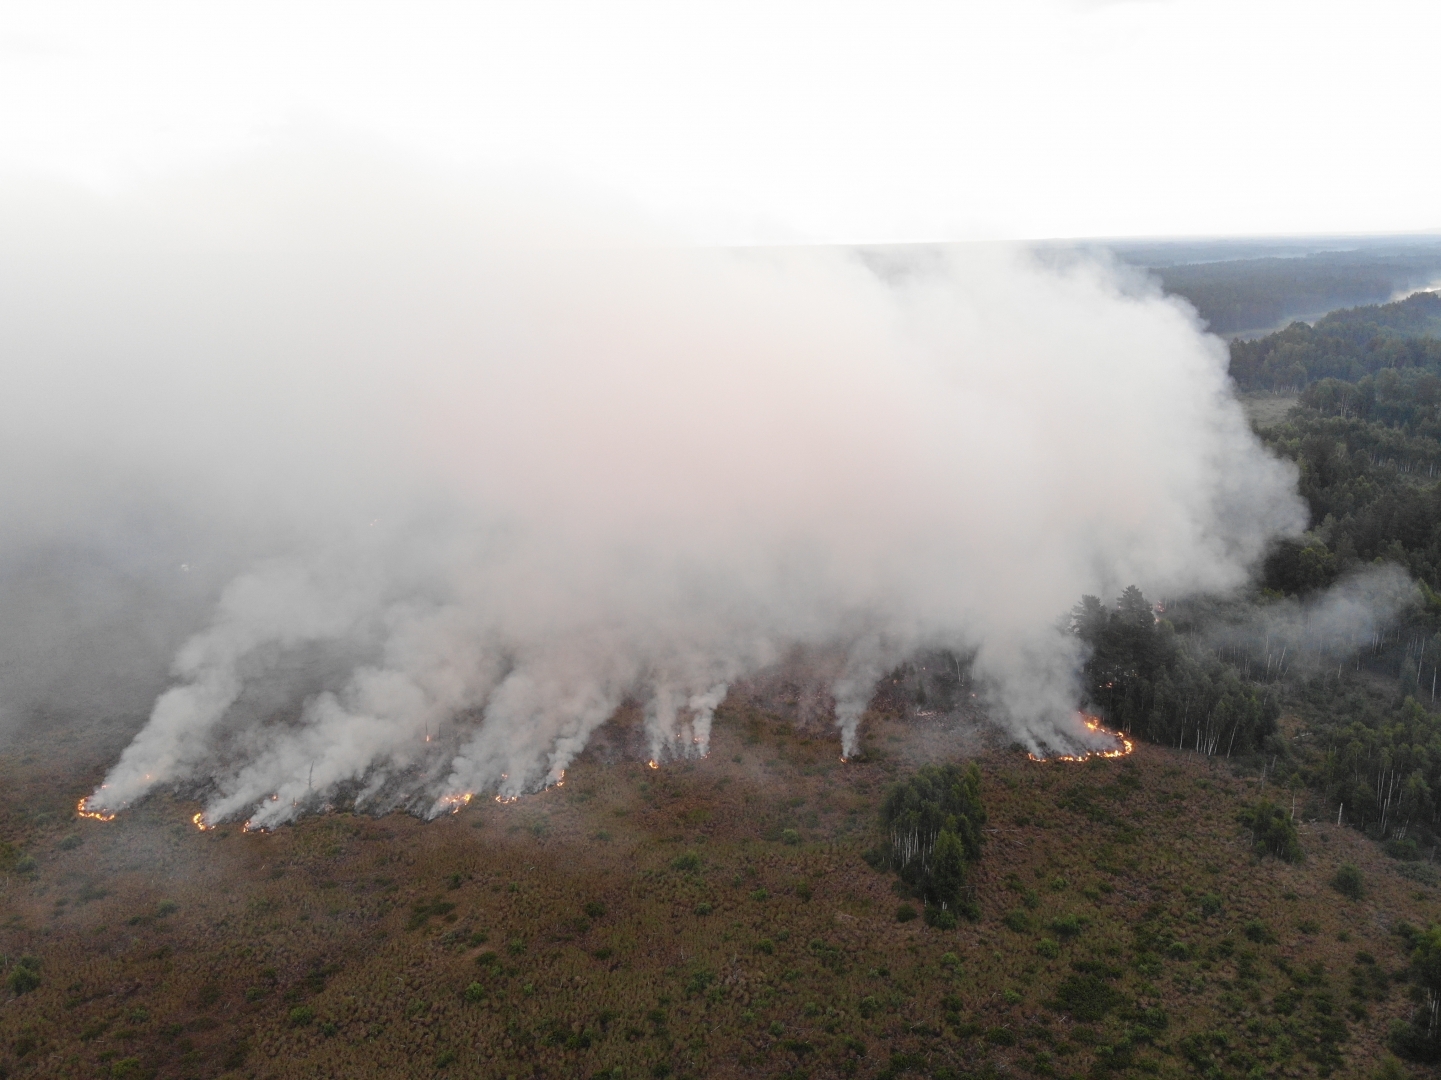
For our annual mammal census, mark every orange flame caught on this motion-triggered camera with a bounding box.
[647,759,659,769]
[439,792,474,814]
[76,796,116,823]
[192,812,211,831]
[1027,713,1133,763]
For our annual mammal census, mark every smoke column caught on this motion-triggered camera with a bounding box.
[0,150,1306,828]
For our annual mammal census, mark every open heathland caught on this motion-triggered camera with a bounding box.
[2,700,1437,1080]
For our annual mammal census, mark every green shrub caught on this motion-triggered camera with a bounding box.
[670,852,701,872]
[584,901,607,919]
[693,902,712,916]
[1199,893,1222,916]
[436,1049,457,1067]
[1388,924,1441,1062]
[895,904,918,923]
[878,762,986,912]
[925,906,957,930]
[1137,1006,1168,1031]
[1240,799,1303,862]
[1050,914,1084,940]
[288,1005,315,1026]
[1166,940,1193,960]
[14,853,36,874]
[750,888,769,901]
[1047,973,1125,1022]
[110,1058,141,1078]
[755,939,775,955]
[8,962,40,996]
[463,982,486,1002]
[1037,938,1060,959]
[1333,863,1365,900]
[1243,919,1277,944]
[781,829,801,845]
[1003,909,1030,933]
[58,834,82,851]
[1384,838,1421,861]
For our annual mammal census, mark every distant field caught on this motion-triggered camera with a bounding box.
[2,700,1433,1080]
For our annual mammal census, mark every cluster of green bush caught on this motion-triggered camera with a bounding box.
[867,762,985,924]
[1240,799,1304,862]
[1388,922,1441,1062]
[6,953,41,995]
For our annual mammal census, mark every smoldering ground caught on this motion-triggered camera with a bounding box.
[0,149,1309,829]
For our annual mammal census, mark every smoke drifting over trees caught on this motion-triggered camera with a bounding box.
[0,151,1307,828]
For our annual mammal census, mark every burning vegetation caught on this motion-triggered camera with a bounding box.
[1027,714,1134,764]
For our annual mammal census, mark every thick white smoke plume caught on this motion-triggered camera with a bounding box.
[0,151,1307,828]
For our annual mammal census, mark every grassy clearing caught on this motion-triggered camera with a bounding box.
[0,704,1436,1079]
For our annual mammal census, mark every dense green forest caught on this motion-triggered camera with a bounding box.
[1076,289,1441,853]
[1230,292,1441,393]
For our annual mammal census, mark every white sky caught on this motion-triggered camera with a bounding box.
[2,0,1438,244]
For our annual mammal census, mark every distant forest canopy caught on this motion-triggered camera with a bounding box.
[1152,247,1441,336]
[1230,291,1441,393]
[1224,292,1441,595]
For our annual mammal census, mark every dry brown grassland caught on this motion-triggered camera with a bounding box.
[1,703,1436,1080]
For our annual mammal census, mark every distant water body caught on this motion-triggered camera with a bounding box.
[1100,235,1441,338]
